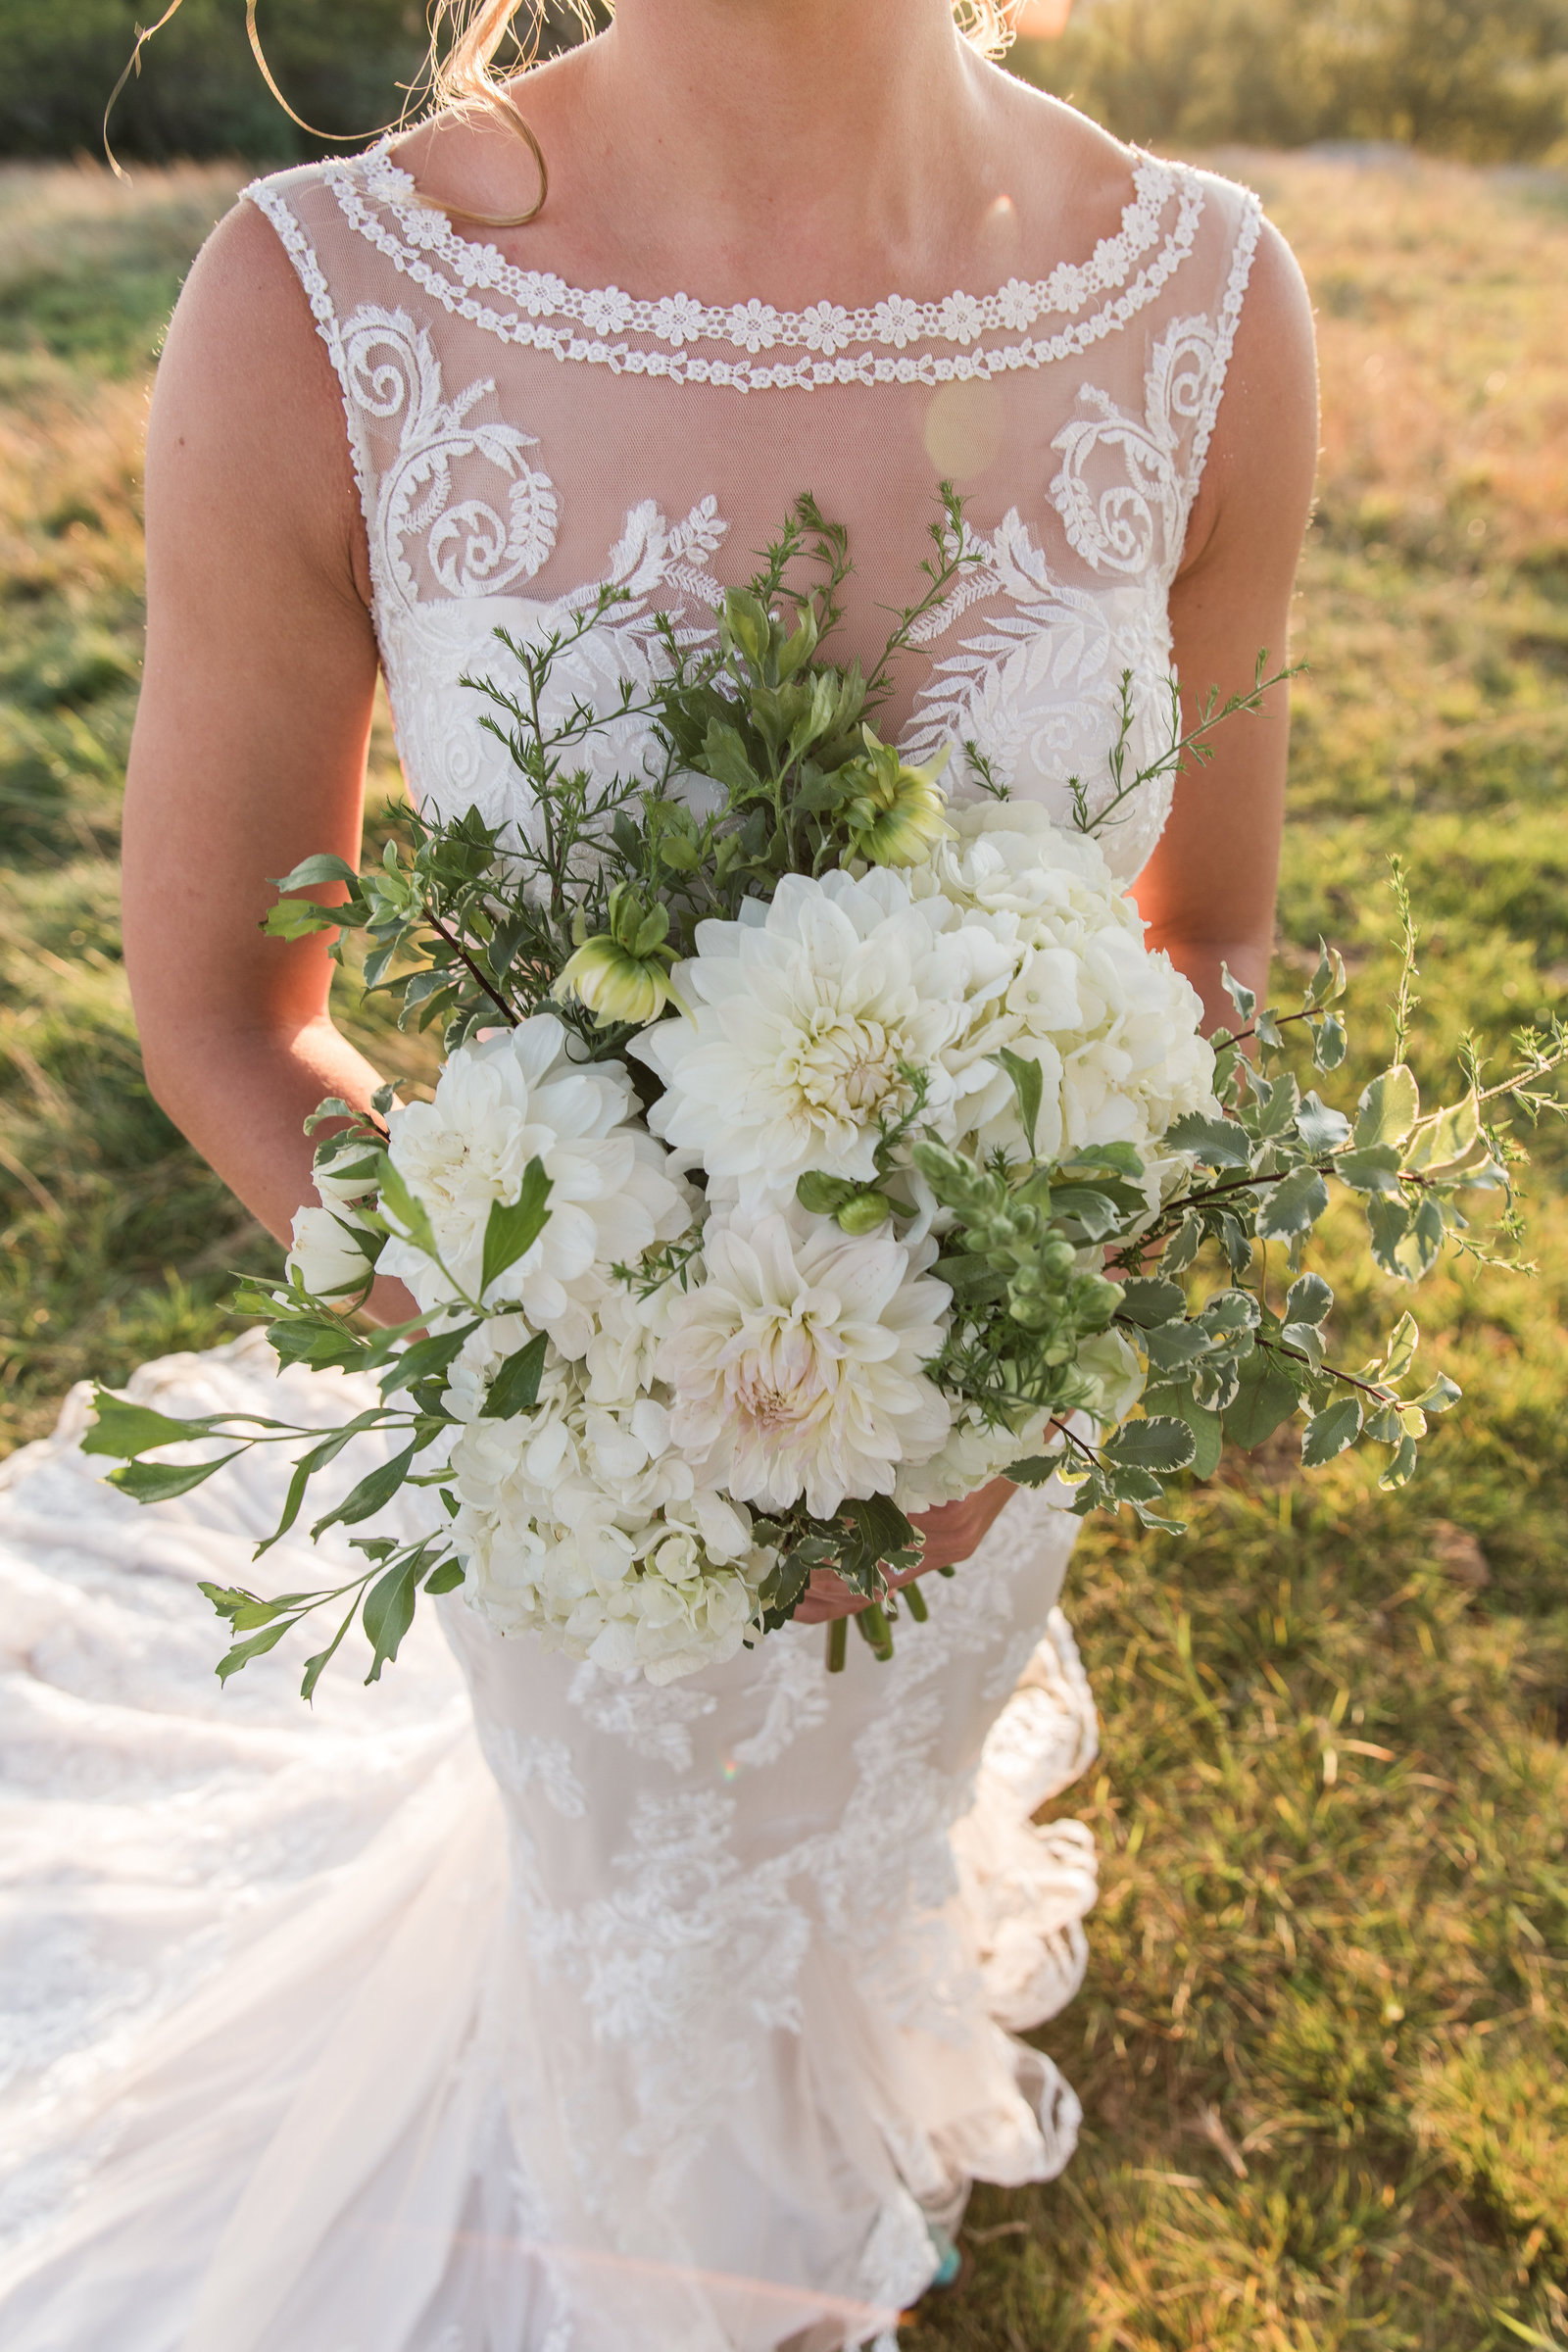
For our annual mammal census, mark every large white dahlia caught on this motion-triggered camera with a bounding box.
[630,868,1013,1205]
[379,1019,691,1353]
[659,1202,952,1520]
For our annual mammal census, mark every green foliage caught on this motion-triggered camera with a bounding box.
[1020,0,1568,162]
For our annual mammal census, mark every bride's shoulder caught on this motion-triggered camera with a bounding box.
[146,172,369,601]
[982,70,1289,274]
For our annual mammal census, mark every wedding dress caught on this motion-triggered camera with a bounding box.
[0,139,1261,2352]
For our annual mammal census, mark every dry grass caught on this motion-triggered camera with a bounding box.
[0,148,1565,2351]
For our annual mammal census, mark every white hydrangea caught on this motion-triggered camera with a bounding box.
[630,868,1014,1207]
[378,1018,692,1355]
[912,801,1217,1164]
[658,1200,952,1520]
[445,1327,770,1686]
[893,1401,1052,1517]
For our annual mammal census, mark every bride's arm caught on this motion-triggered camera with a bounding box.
[122,204,411,1317]
[1138,219,1320,1032]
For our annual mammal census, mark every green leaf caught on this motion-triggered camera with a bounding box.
[375,1159,439,1263]
[1143,1320,1213,1374]
[270,851,361,893]
[1170,1392,1224,1480]
[1164,1111,1252,1168]
[1378,1433,1420,1493]
[1379,1311,1420,1385]
[1309,1011,1348,1071]
[758,1547,814,1633]
[1405,1093,1481,1177]
[996,1047,1044,1153]
[1046,1184,1131,1240]
[1254,1072,1300,1141]
[108,1448,246,1503]
[216,1619,294,1682]
[1412,1372,1461,1415]
[82,1393,217,1459]
[1199,1288,1261,1341]
[1223,1350,1302,1450]
[836,1493,921,1580]
[1006,1452,1068,1487]
[311,1441,419,1540]
[1301,1395,1362,1468]
[482,1331,551,1418]
[1365,1193,1414,1279]
[480,1158,554,1296]
[1117,1277,1188,1329]
[378,1320,480,1398]
[300,1597,360,1704]
[423,1558,467,1595]
[1102,1415,1198,1474]
[1285,1272,1334,1326]
[1337,1145,1404,1196]
[702,718,763,798]
[1354,1065,1420,1152]
[1255,1164,1329,1241]
[1221,964,1256,1025]
[362,1552,424,1683]
[1297,1092,1351,1153]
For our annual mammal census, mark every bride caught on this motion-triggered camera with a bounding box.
[0,4,1316,2345]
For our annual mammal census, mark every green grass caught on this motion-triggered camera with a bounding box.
[1,149,1566,2352]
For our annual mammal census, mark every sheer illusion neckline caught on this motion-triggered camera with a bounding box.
[344,138,1193,379]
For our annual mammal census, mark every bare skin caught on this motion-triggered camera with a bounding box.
[122,0,1319,1629]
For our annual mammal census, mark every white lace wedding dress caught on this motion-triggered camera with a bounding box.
[0,140,1261,2352]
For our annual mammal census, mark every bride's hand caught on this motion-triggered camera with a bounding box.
[791,1478,1015,1626]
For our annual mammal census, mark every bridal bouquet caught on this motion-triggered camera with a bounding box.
[89,499,1566,1694]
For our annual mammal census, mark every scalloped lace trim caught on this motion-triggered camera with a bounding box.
[322,145,1207,394]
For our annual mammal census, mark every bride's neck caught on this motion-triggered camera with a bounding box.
[571,0,995,280]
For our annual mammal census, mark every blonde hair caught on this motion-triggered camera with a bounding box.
[427,0,1020,110]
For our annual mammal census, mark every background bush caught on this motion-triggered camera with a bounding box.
[1020,0,1568,160]
[0,0,595,165]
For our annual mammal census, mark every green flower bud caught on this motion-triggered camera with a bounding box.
[835,1190,892,1235]
[797,1170,861,1218]
[840,730,955,869]
[553,935,685,1028]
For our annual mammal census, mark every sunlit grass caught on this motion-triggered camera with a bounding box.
[0,148,1564,2351]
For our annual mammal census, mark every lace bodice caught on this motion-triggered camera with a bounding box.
[247,140,1261,888]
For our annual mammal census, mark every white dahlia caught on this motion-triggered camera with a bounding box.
[629,868,1013,1206]
[378,1018,692,1353]
[659,1202,952,1520]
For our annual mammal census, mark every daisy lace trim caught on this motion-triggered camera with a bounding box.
[319,145,1208,394]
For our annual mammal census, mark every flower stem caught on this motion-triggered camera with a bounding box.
[903,1580,930,1622]
[857,1602,895,1662]
[826,1616,849,1674]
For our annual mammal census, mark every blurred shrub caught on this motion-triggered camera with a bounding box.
[1019,0,1568,161]
[0,0,595,164]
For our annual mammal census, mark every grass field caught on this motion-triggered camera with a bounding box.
[2,146,1566,2350]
